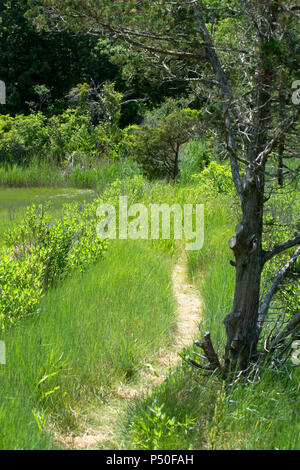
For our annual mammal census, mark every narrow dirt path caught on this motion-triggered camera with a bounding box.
[55,256,202,450]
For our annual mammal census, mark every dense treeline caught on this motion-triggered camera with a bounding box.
[0,1,115,114]
[0,0,190,126]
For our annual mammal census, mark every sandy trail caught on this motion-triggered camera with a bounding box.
[56,257,202,450]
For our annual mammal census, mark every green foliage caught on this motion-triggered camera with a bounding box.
[0,201,107,330]
[0,0,124,117]
[261,184,300,323]
[1,0,185,121]
[130,399,196,450]
[48,109,101,164]
[0,248,44,329]
[0,106,121,166]
[125,363,219,451]
[122,100,202,179]
[0,187,95,246]
[0,113,49,165]
[67,81,123,129]
[99,174,150,206]
[142,97,192,124]
[0,240,175,448]
[191,161,235,196]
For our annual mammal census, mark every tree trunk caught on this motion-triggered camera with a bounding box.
[224,175,264,371]
[222,2,278,371]
[190,1,289,374]
[173,144,179,180]
[277,88,286,187]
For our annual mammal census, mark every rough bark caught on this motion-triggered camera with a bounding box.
[225,179,264,370]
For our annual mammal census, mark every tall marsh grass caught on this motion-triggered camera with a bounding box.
[1,156,298,450]
[125,186,300,450]
[0,159,141,190]
[0,240,175,449]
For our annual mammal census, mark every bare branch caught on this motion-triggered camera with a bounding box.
[262,235,300,266]
[257,246,300,334]
[254,111,300,173]
[193,5,243,198]
[269,312,300,352]
[122,35,206,60]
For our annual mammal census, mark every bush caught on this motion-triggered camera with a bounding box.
[0,248,44,329]
[122,102,202,180]
[0,108,122,166]
[0,113,49,165]
[0,201,107,330]
[191,161,234,196]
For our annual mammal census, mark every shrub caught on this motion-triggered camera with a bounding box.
[0,248,44,329]
[191,161,234,196]
[0,113,49,165]
[0,201,107,330]
[122,101,202,180]
[0,107,122,166]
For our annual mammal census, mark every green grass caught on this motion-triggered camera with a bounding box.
[0,187,95,246]
[122,364,219,450]
[123,193,235,450]
[0,159,141,190]
[0,163,65,188]
[186,195,236,349]
[208,368,300,450]
[0,239,175,449]
[186,194,300,449]
[123,187,300,450]
[1,160,298,450]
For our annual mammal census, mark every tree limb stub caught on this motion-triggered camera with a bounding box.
[194,332,221,370]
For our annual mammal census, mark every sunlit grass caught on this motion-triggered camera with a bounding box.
[0,187,95,246]
[1,159,298,450]
[0,240,175,449]
[0,159,140,190]
[124,187,300,450]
